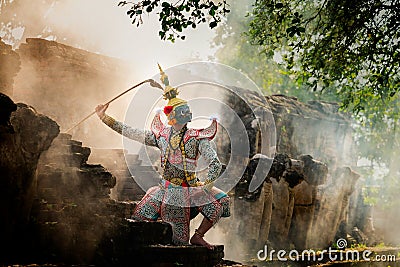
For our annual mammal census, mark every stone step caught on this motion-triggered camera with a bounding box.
[88,156,141,170]
[118,181,145,191]
[118,189,145,201]
[39,152,88,167]
[33,199,131,224]
[79,163,114,177]
[71,144,91,156]
[43,142,91,157]
[90,148,128,156]
[70,139,83,146]
[89,148,128,161]
[129,171,160,183]
[45,144,72,154]
[125,154,139,163]
[37,172,64,188]
[114,176,145,201]
[50,137,81,146]
[93,220,229,266]
[113,220,173,246]
[130,165,158,173]
[36,165,80,174]
[135,244,224,267]
[111,169,132,178]
[57,133,73,140]
[106,200,138,219]
[128,159,142,166]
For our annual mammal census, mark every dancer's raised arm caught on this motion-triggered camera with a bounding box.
[95,103,158,147]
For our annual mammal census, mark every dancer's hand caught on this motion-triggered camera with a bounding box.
[95,103,109,119]
[196,181,213,192]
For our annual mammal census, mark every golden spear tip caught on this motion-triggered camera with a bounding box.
[157,63,164,74]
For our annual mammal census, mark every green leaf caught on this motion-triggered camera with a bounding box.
[210,21,217,29]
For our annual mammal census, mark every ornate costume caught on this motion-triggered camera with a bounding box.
[100,65,230,245]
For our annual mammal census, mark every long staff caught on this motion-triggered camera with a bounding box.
[65,79,162,133]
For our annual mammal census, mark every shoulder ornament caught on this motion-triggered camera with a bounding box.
[183,119,217,143]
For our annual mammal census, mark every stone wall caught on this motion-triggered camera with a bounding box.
[1,98,227,266]
[88,148,160,201]
[267,95,356,167]
[9,38,134,148]
[0,94,59,262]
[219,89,365,256]
[0,39,20,96]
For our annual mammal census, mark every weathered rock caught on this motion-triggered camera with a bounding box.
[351,226,368,244]
[234,182,271,250]
[266,95,355,167]
[347,179,377,245]
[27,128,228,266]
[88,148,151,201]
[309,167,360,248]
[12,38,132,148]
[222,88,361,251]
[258,182,273,247]
[136,244,224,267]
[269,178,294,248]
[299,154,328,186]
[0,39,21,96]
[0,95,59,261]
[289,181,314,249]
[234,152,309,250]
[268,153,291,181]
[0,93,17,132]
[287,156,328,249]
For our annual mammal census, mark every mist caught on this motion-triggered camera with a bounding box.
[1,0,399,265]
[1,0,218,77]
[1,0,222,148]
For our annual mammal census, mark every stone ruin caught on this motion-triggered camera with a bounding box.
[0,93,227,266]
[0,38,387,265]
[203,88,374,261]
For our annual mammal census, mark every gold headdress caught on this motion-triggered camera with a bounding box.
[158,63,187,110]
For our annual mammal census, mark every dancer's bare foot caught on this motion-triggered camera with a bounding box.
[190,231,214,250]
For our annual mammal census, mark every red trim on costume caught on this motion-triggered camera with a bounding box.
[183,119,218,143]
[160,127,170,139]
[151,113,165,138]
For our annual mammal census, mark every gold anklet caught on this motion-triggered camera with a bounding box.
[194,229,204,237]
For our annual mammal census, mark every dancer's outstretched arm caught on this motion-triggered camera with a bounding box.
[95,103,158,147]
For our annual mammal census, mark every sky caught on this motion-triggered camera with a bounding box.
[42,0,219,78]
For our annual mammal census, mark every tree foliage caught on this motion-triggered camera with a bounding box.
[248,0,400,117]
[213,0,338,102]
[118,0,230,42]
[214,0,400,209]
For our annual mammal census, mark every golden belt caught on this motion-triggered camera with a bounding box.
[164,173,198,186]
